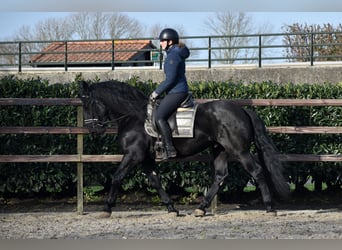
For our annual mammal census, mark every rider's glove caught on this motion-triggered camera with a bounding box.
[149,91,158,102]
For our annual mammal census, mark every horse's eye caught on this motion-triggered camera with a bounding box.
[81,96,91,106]
[81,95,90,101]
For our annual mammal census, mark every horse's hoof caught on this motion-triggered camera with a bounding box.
[168,209,179,216]
[265,210,277,217]
[167,204,179,216]
[194,208,206,217]
[97,211,112,219]
[167,211,179,217]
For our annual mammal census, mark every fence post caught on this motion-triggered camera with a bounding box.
[18,42,22,73]
[64,41,68,72]
[310,32,314,66]
[111,40,115,71]
[77,105,84,214]
[258,35,262,68]
[159,45,163,70]
[208,37,212,69]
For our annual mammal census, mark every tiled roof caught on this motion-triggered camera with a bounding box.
[30,40,157,64]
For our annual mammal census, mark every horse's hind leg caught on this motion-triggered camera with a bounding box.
[238,152,275,212]
[195,148,228,217]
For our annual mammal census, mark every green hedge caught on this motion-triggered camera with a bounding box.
[0,75,341,199]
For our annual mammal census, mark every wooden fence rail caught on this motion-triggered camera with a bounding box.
[1,98,341,214]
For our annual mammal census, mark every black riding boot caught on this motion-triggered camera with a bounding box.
[156,119,177,160]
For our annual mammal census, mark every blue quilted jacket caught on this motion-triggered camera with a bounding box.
[154,44,190,95]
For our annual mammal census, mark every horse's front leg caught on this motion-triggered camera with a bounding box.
[100,154,135,218]
[143,159,179,215]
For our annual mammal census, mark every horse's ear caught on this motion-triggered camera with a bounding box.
[79,81,90,96]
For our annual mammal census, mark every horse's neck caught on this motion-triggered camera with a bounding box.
[107,102,146,124]
[115,114,145,132]
[98,88,147,122]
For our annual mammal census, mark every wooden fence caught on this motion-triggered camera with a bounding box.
[0,98,341,214]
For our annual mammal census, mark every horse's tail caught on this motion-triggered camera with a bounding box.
[244,109,291,200]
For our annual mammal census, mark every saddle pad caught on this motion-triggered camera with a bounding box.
[144,105,198,138]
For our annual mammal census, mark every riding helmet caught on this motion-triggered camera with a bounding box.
[159,28,179,44]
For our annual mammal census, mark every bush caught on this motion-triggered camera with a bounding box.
[0,76,341,199]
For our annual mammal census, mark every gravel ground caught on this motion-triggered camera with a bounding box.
[1,208,342,239]
[1,192,342,239]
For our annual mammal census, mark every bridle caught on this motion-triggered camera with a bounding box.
[81,94,137,130]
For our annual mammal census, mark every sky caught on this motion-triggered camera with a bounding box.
[1,0,342,12]
[0,12,342,40]
[0,0,342,40]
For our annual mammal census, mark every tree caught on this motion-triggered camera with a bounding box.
[282,23,342,62]
[0,25,36,66]
[69,12,108,40]
[107,13,144,39]
[0,12,147,67]
[203,12,275,64]
[6,17,75,66]
[34,17,74,41]
[68,12,146,40]
[12,17,73,42]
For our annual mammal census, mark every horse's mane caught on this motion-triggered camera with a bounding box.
[91,80,149,119]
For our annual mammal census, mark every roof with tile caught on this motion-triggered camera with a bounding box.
[30,40,158,65]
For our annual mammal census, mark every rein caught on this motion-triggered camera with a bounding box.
[84,113,131,127]
[82,93,148,128]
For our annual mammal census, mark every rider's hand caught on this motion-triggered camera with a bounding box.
[149,91,158,102]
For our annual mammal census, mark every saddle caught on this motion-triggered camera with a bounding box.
[144,93,198,138]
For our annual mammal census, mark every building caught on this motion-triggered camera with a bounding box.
[30,40,159,68]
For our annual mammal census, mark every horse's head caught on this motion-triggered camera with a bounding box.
[79,81,107,134]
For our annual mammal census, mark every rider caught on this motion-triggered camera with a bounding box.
[149,28,190,160]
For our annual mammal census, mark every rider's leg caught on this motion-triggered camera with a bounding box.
[155,92,187,160]
[156,118,177,159]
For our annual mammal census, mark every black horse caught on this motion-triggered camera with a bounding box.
[79,80,290,217]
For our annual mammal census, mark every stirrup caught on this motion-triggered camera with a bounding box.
[154,140,164,159]
[164,146,177,160]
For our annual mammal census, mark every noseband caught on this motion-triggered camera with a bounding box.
[84,118,106,129]
[81,93,106,132]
